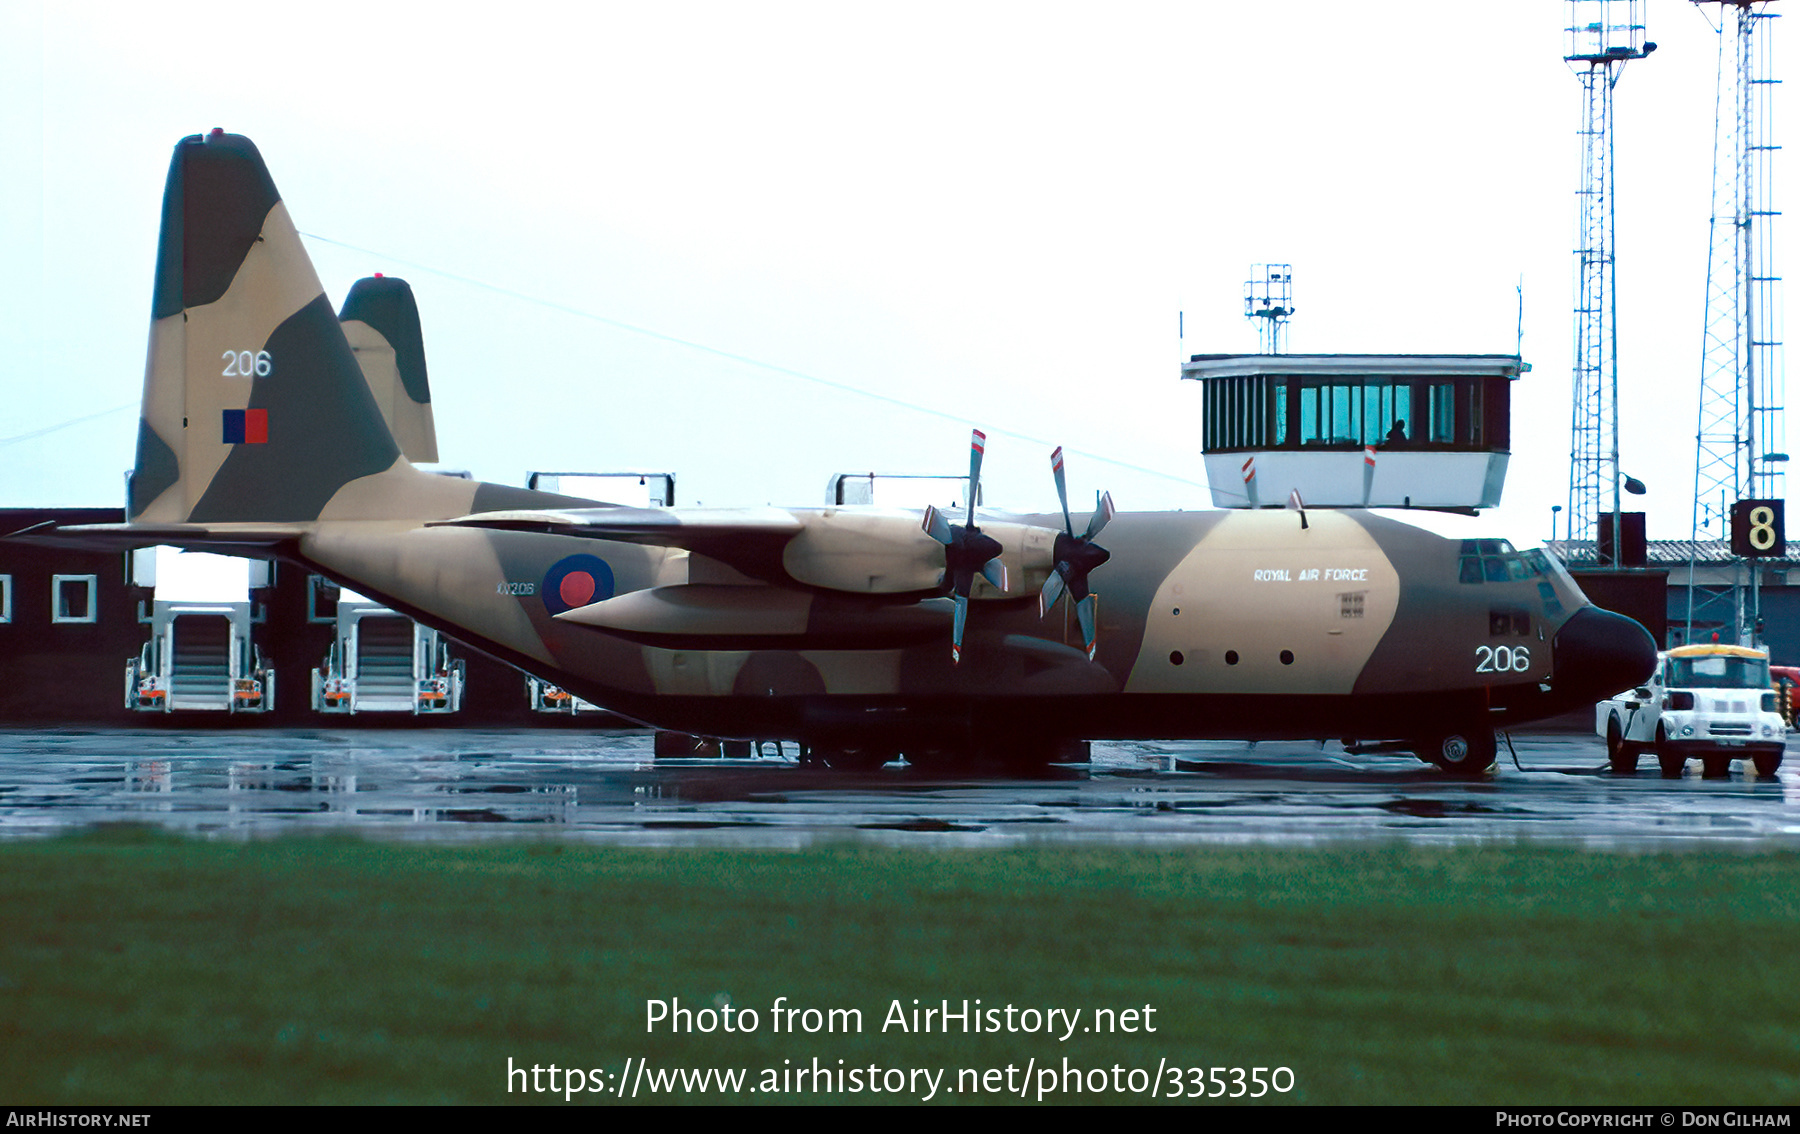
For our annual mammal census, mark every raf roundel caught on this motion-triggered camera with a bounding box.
[541,554,615,615]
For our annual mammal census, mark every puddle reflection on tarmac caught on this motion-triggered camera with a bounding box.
[1,728,1796,849]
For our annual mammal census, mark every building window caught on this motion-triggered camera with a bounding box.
[52,575,98,624]
[308,575,341,624]
[0,575,11,623]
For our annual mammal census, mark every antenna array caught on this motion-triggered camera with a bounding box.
[1687,0,1786,645]
[1565,1,1655,563]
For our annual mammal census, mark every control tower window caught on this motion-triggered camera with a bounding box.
[1362,384,1412,447]
[1200,373,1508,454]
[1204,376,1276,450]
[1297,381,1419,447]
[1427,384,1455,444]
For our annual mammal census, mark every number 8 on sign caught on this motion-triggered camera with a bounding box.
[1730,499,1786,558]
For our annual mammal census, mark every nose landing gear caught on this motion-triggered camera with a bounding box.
[1413,729,1497,776]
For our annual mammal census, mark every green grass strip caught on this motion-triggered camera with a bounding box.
[2,827,1797,1105]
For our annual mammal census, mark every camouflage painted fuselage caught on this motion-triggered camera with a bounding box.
[15,131,1657,763]
[294,499,1638,752]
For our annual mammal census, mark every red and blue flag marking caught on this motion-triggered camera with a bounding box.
[222,408,268,444]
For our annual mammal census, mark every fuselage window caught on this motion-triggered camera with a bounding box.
[1490,608,1530,636]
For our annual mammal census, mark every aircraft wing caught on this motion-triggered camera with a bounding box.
[431,507,805,574]
[434,505,1036,597]
[4,520,306,554]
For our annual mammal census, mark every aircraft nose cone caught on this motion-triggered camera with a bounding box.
[1552,605,1658,703]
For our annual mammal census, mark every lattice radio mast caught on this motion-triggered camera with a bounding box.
[1687,1,1786,645]
[1567,2,1656,564]
[1244,264,1294,354]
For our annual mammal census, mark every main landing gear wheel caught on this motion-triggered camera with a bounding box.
[902,748,957,773]
[652,731,719,759]
[817,746,897,772]
[1606,717,1640,774]
[1415,729,1496,776]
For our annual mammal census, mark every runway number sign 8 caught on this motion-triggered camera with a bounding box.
[1729,499,1786,558]
[1476,645,1531,673]
[1750,507,1778,550]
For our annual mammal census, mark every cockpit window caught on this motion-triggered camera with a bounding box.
[1458,539,1544,585]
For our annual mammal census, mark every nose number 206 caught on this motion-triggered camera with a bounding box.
[1476,645,1531,673]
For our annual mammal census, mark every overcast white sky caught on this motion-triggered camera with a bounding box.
[0,2,1786,544]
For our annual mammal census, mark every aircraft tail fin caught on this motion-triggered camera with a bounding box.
[128,130,405,524]
[340,275,439,464]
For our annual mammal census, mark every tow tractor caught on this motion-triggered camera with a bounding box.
[1597,644,1787,778]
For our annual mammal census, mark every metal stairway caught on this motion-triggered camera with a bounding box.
[168,616,231,709]
[354,617,416,711]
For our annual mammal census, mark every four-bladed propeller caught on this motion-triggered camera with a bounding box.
[923,433,1113,664]
[1039,446,1113,659]
[922,430,1008,664]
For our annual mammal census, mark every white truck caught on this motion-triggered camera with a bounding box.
[1597,644,1787,778]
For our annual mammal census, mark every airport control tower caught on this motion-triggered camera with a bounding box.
[1182,353,1526,510]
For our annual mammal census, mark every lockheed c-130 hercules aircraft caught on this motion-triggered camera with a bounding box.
[12,132,1658,772]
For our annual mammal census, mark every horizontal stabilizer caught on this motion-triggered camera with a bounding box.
[4,520,305,554]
